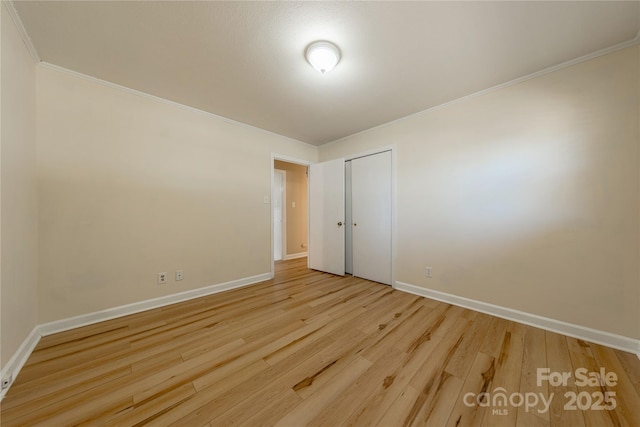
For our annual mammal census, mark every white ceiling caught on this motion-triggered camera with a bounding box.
[14,1,640,145]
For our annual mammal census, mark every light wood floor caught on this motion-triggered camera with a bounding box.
[1,258,639,426]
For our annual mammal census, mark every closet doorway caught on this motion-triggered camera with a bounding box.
[309,149,393,285]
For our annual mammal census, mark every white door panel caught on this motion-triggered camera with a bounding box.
[308,158,345,276]
[352,151,392,285]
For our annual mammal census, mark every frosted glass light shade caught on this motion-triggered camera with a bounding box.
[306,41,341,74]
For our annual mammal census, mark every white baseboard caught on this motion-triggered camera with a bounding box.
[395,281,640,357]
[283,252,308,261]
[0,326,41,401]
[0,272,271,400]
[39,272,272,337]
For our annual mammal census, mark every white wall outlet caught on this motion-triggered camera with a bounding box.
[175,270,184,281]
[2,374,13,390]
[292,201,296,208]
[425,266,433,278]
[158,272,167,284]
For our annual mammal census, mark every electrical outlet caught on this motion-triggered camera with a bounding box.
[2,374,12,390]
[158,272,167,284]
[175,270,184,281]
[425,266,433,278]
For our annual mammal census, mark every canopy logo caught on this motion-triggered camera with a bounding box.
[463,388,553,415]
[462,367,618,415]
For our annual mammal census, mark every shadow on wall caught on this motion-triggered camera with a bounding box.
[397,74,637,337]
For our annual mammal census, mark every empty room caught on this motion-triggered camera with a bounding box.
[1,1,640,426]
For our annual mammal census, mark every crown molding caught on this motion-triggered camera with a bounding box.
[3,1,40,63]
[322,35,640,148]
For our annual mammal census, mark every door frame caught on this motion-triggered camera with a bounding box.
[341,145,397,288]
[271,147,396,287]
[270,153,312,278]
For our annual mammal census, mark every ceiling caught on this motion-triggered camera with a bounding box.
[14,1,640,145]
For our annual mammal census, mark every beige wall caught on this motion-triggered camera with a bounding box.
[1,4,39,369]
[3,8,637,367]
[320,46,640,340]
[274,160,308,256]
[36,65,316,323]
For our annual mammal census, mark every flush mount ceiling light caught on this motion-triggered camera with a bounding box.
[305,41,341,74]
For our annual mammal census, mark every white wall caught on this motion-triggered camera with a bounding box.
[320,46,640,340]
[36,64,316,323]
[1,3,39,370]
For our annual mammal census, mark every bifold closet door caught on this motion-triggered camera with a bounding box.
[351,151,392,285]
[308,158,345,276]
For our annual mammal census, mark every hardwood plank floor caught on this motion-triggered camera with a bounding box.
[1,258,639,426]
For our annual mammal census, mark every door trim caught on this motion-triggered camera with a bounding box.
[270,154,312,278]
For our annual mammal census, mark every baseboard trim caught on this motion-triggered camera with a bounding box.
[395,281,640,357]
[39,272,272,337]
[0,272,271,400]
[282,252,308,261]
[0,326,41,401]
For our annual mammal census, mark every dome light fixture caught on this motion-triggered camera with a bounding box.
[305,41,341,74]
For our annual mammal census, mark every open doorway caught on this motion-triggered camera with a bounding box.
[272,159,309,262]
